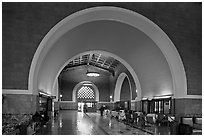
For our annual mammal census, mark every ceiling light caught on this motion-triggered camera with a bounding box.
[86,55,100,77]
[86,72,100,77]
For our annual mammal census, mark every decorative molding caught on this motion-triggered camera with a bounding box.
[2,89,32,94]
[97,102,113,103]
[60,101,76,103]
[174,95,202,99]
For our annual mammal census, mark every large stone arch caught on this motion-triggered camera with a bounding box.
[55,50,139,102]
[114,73,132,102]
[28,6,191,101]
[72,81,99,102]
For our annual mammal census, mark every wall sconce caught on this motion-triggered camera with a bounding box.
[142,97,148,100]
[110,95,113,102]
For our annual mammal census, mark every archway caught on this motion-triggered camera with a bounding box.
[58,50,139,103]
[77,86,95,100]
[114,73,132,102]
[29,6,188,102]
[72,81,99,102]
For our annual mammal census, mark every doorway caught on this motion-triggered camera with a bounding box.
[77,101,97,112]
[76,85,97,112]
[78,102,84,112]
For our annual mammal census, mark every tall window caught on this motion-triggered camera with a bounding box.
[77,86,95,99]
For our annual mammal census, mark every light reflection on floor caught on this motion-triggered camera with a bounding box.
[37,110,154,135]
[86,112,151,135]
[37,110,106,135]
[76,112,95,134]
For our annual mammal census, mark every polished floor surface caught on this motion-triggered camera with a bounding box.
[37,110,106,135]
[37,110,151,135]
[86,112,151,135]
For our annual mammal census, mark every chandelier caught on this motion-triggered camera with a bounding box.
[86,71,100,77]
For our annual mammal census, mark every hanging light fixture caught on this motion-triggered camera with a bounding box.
[86,53,100,77]
[86,70,100,77]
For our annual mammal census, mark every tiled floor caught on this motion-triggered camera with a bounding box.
[36,110,201,135]
[37,110,106,135]
[86,112,151,135]
[86,111,175,135]
[37,110,151,135]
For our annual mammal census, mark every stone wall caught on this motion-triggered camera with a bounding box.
[59,102,77,110]
[59,72,111,102]
[174,98,202,117]
[2,94,38,114]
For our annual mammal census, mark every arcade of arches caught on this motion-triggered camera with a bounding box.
[2,3,202,135]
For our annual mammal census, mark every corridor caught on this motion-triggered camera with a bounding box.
[37,110,150,135]
[2,3,202,135]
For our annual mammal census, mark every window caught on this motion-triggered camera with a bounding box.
[77,86,95,99]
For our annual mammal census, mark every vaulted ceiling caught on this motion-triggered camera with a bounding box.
[38,19,173,98]
[62,53,120,76]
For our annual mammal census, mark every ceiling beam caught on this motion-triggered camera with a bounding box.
[89,62,115,76]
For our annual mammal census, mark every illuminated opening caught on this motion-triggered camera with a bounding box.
[77,86,95,99]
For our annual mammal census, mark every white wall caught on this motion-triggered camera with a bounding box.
[29,7,187,101]
[38,21,173,99]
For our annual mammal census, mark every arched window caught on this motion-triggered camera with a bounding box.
[77,86,95,99]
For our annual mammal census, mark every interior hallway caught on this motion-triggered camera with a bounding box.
[36,110,151,135]
[2,3,202,135]
[36,110,107,135]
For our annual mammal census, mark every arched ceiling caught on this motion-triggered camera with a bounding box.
[62,53,120,76]
[37,20,173,98]
[59,65,111,84]
[59,52,137,101]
